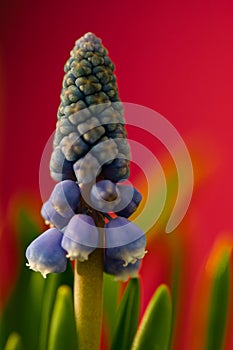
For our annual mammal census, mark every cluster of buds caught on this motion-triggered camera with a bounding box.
[26,33,147,281]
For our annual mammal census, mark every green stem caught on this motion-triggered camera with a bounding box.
[74,191,105,350]
[74,249,104,350]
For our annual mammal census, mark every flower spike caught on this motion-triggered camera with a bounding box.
[50,32,130,184]
[26,33,146,284]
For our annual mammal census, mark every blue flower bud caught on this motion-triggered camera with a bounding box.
[76,75,102,95]
[105,217,147,266]
[92,180,118,201]
[114,139,131,159]
[26,228,67,278]
[104,256,141,282]
[50,180,80,218]
[53,127,64,148]
[59,117,77,135]
[50,33,130,184]
[107,123,127,139]
[41,200,71,229]
[62,72,76,87]
[63,101,87,118]
[85,92,110,107]
[97,106,124,126]
[69,107,91,125]
[114,185,142,218]
[92,66,112,85]
[90,139,118,165]
[50,147,76,181]
[60,85,84,105]
[102,156,130,182]
[73,153,101,184]
[60,132,89,161]
[78,117,105,144]
[90,180,120,212]
[61,214,99,261]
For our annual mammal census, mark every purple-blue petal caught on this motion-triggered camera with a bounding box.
[104,256,141,281]
[50,180,80,217]
[90,180,120,212]
[61,214,99,261]
[114,185,142,218]
[105,217,147,265]
[41,200,71,229]
[25,228,67,278]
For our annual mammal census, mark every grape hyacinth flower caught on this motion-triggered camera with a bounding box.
[24,31,148,350]
[26,228,67,278]
[90,179,120,212]
[105,217,147,266]
[41,200,71,230]
[50,180,81,217]
[104,256,142,282]
[61,214,99,261]
[115,184,142,218]
[25,32,146,282]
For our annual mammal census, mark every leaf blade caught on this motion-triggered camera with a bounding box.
[0,206,41,350]
[110,278,140,350]
[205,249,231,350]
[47,285,78,350]
[4,333,23,350]
[131,284,172,350]
[103,273,120,339]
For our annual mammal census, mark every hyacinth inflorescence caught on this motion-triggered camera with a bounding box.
[26,32,147,281]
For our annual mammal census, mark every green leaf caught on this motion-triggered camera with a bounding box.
[48,285,78,350]
[110,278,140,350]
[38,273,63,350]
[4,333,23,350]
[0,206,41,350]
[103,273,120,338]
[205,250,231,350]
[167,240,183,349]
[25,272,45,349]
[38,262,74,350]
[131,284,172,350]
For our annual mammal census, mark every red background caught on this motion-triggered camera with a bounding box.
[0,0,232,348]
[0,0,232,231]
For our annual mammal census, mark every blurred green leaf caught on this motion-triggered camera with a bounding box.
[0,205,74,350]
[48,285,78,350]
[0,207,40,350]
[131,284,172,350]
[38,270,71,350]
[25,272,45,349]
[4,333,23,350]
[167,240,183,349]
[16,207,41,252]
[110,278,140,350]
[205,250,231,350]
[103,273,120,338]
[39,261,74,350]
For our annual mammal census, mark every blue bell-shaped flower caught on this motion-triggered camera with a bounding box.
[105,217,147,266]
[41,200,71,229]
[114,185,142,218]
[104,256,141,282]
[61,214,99,261]
[50,180,80,217]
[25,228,67,278]
[90,179,120,212]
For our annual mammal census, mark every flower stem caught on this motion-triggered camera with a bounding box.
[74,212,104,350]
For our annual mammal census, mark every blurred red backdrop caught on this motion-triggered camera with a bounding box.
[0,0,232,349]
